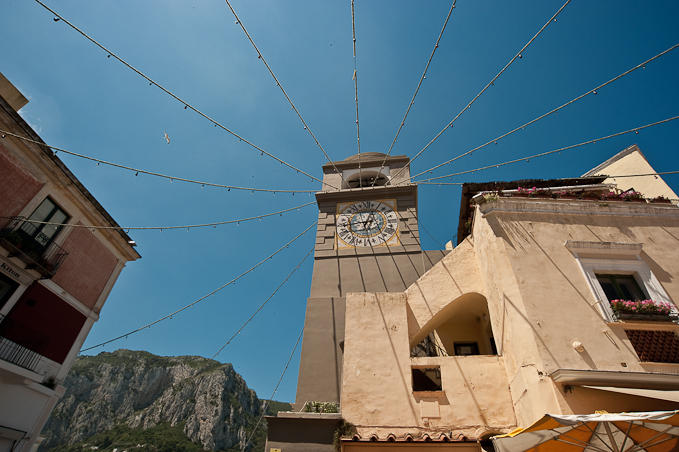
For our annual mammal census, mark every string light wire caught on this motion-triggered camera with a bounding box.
[374,0,458,186]
[34,0,337,190]
[240,326,304,452]
[602,170,679,179]
[388,0,571,185]
[410,42,679,180]
[351,0,362,186]
[0,129,316,194]
[223,0,348,187]
[414,116,679,182]
[79,222,317,353]
[211,246,314,360]
[2,202,316,232]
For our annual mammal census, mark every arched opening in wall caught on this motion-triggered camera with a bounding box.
[410,293,497,357]
[343,169,389,189]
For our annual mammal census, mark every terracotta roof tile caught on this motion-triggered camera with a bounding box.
[343,432,472,443]
[625,329,679,363]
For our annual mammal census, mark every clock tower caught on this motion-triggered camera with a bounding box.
[265,153,449,451]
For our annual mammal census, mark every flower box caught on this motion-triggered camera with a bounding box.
[614,312,678,322]
[610,299,676,322]
[651,198,673,204]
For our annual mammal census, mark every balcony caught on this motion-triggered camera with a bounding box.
[0,216,68,279]
[0,313,50,373]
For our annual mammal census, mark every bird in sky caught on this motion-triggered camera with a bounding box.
[163,133,170,144]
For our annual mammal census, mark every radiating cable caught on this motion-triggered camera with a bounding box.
[34,0,337,190]
[602,171,679,179]
[240,326,304,452]
[223,0,349,187]
[2,202,316,232]
[414,116,679,182]
[78,222,316,353]
[351,0,363,186]
[416,182,464,186]
[388,0,571,185]
[373,0,458,186]
[410,42,679,180]
[416,172,679,186]
[211,246,314,360]
[0,130,316,194]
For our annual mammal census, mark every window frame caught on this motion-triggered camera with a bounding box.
[454,342,480,356]
[20,197,70,249]
[578,258,673,322]
[411,366,443,392]
[595,273,647,301]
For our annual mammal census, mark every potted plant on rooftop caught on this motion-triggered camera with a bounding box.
[531,188,552,199]
[579,191,601,201]
[620,189,646,203]
[556,190,578,200]
[601,190,624,202]
[513,187,532,198]
[472,191,500,205]
[650,195,673,204]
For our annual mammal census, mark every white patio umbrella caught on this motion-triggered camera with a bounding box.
[493,411,679,452]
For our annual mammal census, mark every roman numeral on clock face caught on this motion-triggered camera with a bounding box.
[336,200,398,248]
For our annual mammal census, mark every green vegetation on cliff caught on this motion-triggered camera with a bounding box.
[40,350,293,452]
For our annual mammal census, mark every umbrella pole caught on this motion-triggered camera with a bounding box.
[618,420,634,452]
[602,423,620,452]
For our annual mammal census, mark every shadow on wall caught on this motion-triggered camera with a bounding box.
[410,293,497,357]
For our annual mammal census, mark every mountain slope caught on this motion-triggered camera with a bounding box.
[39,350,291,451]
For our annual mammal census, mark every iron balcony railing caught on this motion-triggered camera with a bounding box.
[0,216,68,279]
[0,313,50,372]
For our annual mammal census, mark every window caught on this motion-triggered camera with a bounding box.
[595,274,647,301]
[454,342,480,356]
[20,198,69,248]
[412,367,442,392]
[565,241,675,322]
[0,273,19,311]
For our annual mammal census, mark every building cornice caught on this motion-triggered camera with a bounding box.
[316,183,417,204]
[479,198,679,219]
[322,154,409,171]
[550,369,679,390]
[564,240,643,257]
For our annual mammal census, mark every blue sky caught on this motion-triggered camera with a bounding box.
[2,1,678,403]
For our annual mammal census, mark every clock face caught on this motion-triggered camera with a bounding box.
[336,200,399,248]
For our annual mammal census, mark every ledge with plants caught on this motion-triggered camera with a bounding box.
[610,299,678,322]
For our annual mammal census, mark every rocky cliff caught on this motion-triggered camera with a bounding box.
[39,350,289,452]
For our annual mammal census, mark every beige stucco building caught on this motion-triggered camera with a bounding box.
[267,147,679,451]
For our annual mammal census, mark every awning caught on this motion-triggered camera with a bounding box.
[493,410,679,452]
[582,385,679,403]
